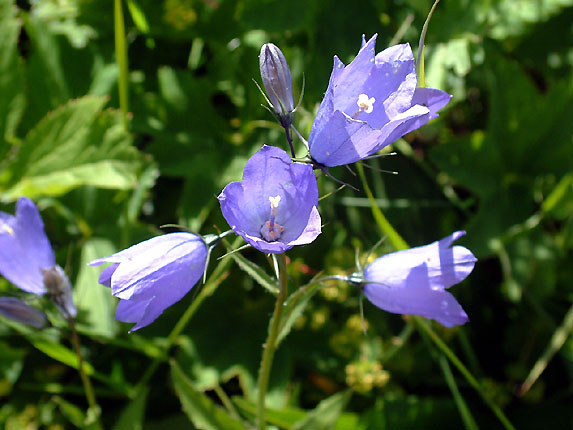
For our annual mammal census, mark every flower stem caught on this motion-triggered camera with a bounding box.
[285,125,296,158]
[257,253,288,430]
[69,318,102,430]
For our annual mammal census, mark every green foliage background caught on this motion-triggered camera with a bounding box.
[0,0,572,428]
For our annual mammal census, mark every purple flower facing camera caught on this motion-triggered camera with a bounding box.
[218,146,321,254]
[90,233,208,332]
[309,34,451,167]
[360,231,476,327]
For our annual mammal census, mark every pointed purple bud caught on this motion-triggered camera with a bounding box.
[89,232,208,332]
[259,43,295,128]
[0,297,48,329]
[360,231,476,327]
[42,265,77,319]
[218,146,321,254]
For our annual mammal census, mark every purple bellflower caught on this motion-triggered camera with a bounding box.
[308,34,451,167]
[0,296,48,329]
[218,145,321,254]
[89,232,208,332]
[0,197,76,318]
[358,231,476,327]
[260,43,295,128]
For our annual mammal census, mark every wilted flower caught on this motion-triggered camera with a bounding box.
[259,43,295,128]
[218,145,321,254]
[0,197,76,318]
[0,296,48,329]
[89,233,208,332]
[357,231,476,327]
[308,34,451,167]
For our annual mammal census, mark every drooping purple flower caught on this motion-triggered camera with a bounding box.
[259,43,295,128]
[0,296,48,329]
[0,197,77,319]
[0,197,56,295]
[89,233,208,332]
[360,231,476,327]
[218,145,321,254]
[308,34,451,167]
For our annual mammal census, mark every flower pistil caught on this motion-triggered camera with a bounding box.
[260,195,285,242]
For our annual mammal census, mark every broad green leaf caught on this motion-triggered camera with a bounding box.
[74,238,118,337]
[170,361,245,430]
[0,0,25,152]
[0,96,144,200]
[292,390,352,430]
[114,387,149,430]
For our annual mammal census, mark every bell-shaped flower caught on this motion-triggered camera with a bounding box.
[218,145,321,254]
[308,34,451,167]
[359,231,476,327]
[0,296,48,329]
[0,197,77,318]
[260,43,295,128]
[89,232,208,332]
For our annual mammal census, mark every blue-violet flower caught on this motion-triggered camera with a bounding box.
[309,34,451,167]
[0,197,76,318]
[218,145,321,254]
[359,231,476,327]
[89,233,208,332]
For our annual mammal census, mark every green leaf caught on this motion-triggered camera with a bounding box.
[170,361,245,430]
[0,0,25,151]
[30,335,95,375]
[0,96,144,200]
[229,252,279,295]
[277,281,323,346]
[292,390,352,430]
[74,238,119,337]
[114,386,149,430]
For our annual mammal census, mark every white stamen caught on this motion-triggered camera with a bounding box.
[261,195,285,242]
[0,222,14,236]
[357,93,376,114]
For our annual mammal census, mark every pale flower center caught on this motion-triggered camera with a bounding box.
[0,221,14,236]
[260,195,285,242]
[357,93,375,114]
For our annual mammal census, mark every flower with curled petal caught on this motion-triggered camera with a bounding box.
[356,231,476,327]
[309,34,451,167]
[218,145,321,254]
[0,197,76,318]
[89,233,208,332]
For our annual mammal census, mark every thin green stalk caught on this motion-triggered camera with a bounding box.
[357,166,516,430]
[414,317,515,430]
[257,254,288,430]
[438,355,479,430]
[356,163,408,250]
[131,236,241,397]
[70,319,103,430]
[519,302,573,395]
[416,0,441,88]
[114,0,130,131]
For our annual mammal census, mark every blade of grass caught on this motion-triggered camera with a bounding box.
[114,0,129,132]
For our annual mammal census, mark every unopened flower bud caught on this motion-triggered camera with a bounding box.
[43,265,77,319]
[0,297,48,329]
[259,43,294,128]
